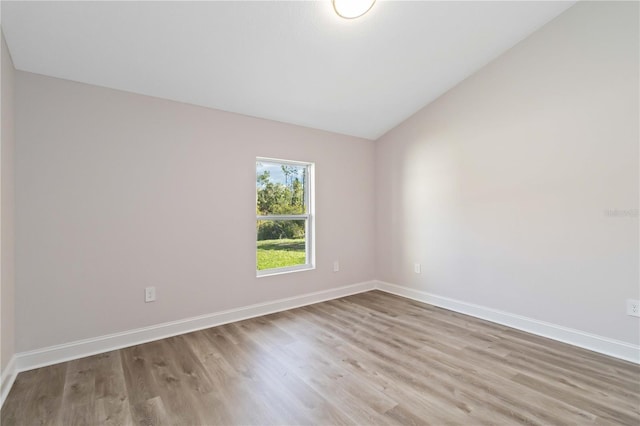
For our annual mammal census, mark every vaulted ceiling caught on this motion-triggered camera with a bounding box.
[2,1,575,139]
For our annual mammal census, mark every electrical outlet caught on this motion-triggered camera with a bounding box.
[414,263,421,274]
[333,261,340,272]
[145,286,156,303]
[627,299,640,317]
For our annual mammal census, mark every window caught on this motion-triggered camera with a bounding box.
[256,158,314,276]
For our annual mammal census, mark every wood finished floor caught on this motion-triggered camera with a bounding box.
[2,290,639,425]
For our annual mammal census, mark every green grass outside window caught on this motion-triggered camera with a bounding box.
[257,238,306,270]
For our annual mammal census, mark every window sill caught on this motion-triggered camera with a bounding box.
[256,265,315,278]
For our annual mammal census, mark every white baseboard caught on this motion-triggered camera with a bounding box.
[0,355,17,408]
[375,280,640,364]
[13,281,376,376]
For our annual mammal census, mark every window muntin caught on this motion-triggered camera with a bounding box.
[256,159,314,275]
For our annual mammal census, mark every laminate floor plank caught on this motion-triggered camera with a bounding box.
[0,363,67,426]
[498,336,639,389]
[93,351,133,426]
[298,304,540,422]
[234,315,404,425]
[251,327,400,425]
[119,345,160,407]
[208,324,318,425]
[298,304,506,424]
[132,339,208,426]
[58,355,99,426]
[224,322,357,426]
[512,372,639,425]
[413,335,600,425]
[130,396,169,426]
[3,290,639,425]
[482,346,640,411]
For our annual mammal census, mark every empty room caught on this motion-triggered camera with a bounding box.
[0,0,638,424]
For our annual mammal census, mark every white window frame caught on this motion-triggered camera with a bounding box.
[256,157,315,277]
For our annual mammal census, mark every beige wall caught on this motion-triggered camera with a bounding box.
[1,30,16,371]
[375,1,639,345]
[15,72,375,352]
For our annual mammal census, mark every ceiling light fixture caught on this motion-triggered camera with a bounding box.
[333,0,376,19]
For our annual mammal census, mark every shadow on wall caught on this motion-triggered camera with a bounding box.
[401,135,463,290]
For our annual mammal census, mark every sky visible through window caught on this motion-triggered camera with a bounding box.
[256,161,305,187]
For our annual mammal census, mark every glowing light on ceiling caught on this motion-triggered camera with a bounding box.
[332,0,376,19]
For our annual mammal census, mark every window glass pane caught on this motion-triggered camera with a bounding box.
[257,220,306,270]
[256,161,306,215]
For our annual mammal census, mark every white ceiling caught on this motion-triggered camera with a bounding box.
[2,1,575,140]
